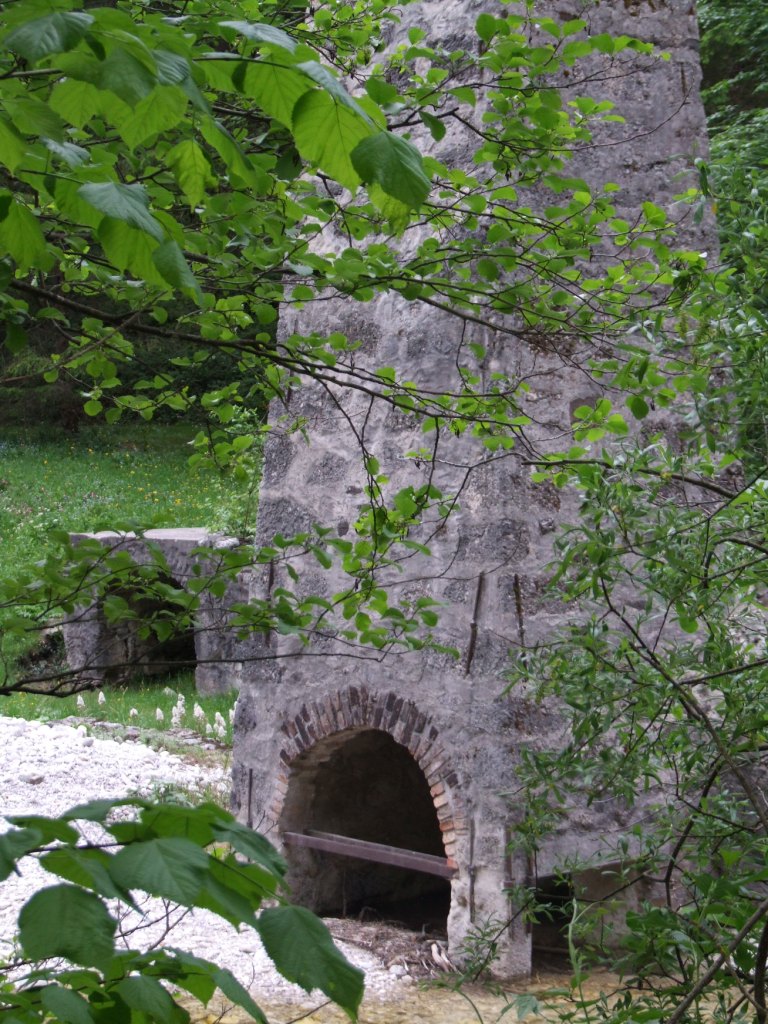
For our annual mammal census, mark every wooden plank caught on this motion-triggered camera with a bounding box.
[283,829,456,878]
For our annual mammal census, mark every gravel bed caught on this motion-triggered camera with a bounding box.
[0,715,403,1006]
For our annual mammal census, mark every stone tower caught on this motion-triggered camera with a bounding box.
[231,0,712,976]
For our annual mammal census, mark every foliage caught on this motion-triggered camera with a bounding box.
[0,0,692,690]
[1,0,760,1021]
[1,674,237,747]
[0,798,364,1022]
[696,0,768,471]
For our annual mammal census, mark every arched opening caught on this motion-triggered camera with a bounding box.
[101,574,197,683]
[280,729,452,933]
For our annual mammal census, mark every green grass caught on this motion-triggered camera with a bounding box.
[0,422,257,573]
[0,421,259,680]
[0,669,237,746]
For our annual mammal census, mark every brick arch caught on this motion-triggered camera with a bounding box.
[271,685,467,864]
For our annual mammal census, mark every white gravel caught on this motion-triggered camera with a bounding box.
[0,715,401,1006]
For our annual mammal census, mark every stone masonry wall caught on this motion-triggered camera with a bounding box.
[232,0,714,977]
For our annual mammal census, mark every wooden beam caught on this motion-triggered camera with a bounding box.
[283,829,456,879]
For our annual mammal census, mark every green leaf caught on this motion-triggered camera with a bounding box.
[115,976,188,1024]
[166,139,212,206]
[365,77,399,105]
[49,79,102,129]
[256,906,364,1019]
[19,884,116,968]
[0,200,53,271]
[43,138,90,167]
[79,182,164,241]
[476,13,497,42]
[292,91,373,190]
[7,815,78,844]
[5,11,93,63]
[40,985,95,1024]
[152,240,202,301]
[115,85,188,149]
[220,20,297,53]
[352,132,430,208]
[98,47,157,106]
[4,96,65,141]
[98,218,166,285]
[108,837,209,904]
[40,847,137,905]
[0,827,44,882]
[627,394,649,419]
[237,62,311,129]
[211,820,287,878]
[211,966,268,1023]
[0,118,25,172]
[295,62,372,122]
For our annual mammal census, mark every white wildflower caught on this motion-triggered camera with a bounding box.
[171,706,183,728]
[155,708,164,724]
[129,708,138,719]
[76,695,85,709]
[205,722,213,735]
[97,691,106,706]
[228,706,235,725]
[214,711,226,731]
[215,723,227,741]
[162,686,175,697]
[193,703,206,722]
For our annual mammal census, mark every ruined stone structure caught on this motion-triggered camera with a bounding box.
[61,529,247,695]
[63,0,713,978]
[229,0,713,977]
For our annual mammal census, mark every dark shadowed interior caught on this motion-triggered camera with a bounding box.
[280,729,451,932]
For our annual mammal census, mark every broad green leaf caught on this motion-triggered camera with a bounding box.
[98,47,157,106]
[115,85,188,149]
[238,61,311,128]
[152,240,202,300]
[365,77,399,105]
[43,138,90,167]
[154,49,191,85]
[0,200,53,271]
[109,837,209,904]
[7,815,78,844]
[351,132,430,208]
[98,218,167,285]
[5,96,66,141]
[220,20,297,53]
[49,79,102,129]
[62,797,147,822]
[295,62,372,122]
[0,827,43,882]
[40,985,95,1024]
[0,118,26,172]
[292,92,373,191]
[212,819,287,877]
[40,846,137,905]
[166,139,212,206]
[115,976,188,1024]
[19,884,116,968]
[257,906,364,1019]
[5,11,93,63]
[210,966,268,1023]
[200,118,271,191]
[80,182,164,241]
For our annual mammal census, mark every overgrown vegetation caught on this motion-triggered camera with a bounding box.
[1,671,236,745]
[1,0,767,1021]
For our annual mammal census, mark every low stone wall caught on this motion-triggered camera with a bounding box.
[61,529,247,695]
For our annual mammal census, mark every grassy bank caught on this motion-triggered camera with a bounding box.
[0,670,236,746]
[0,421,258,679]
